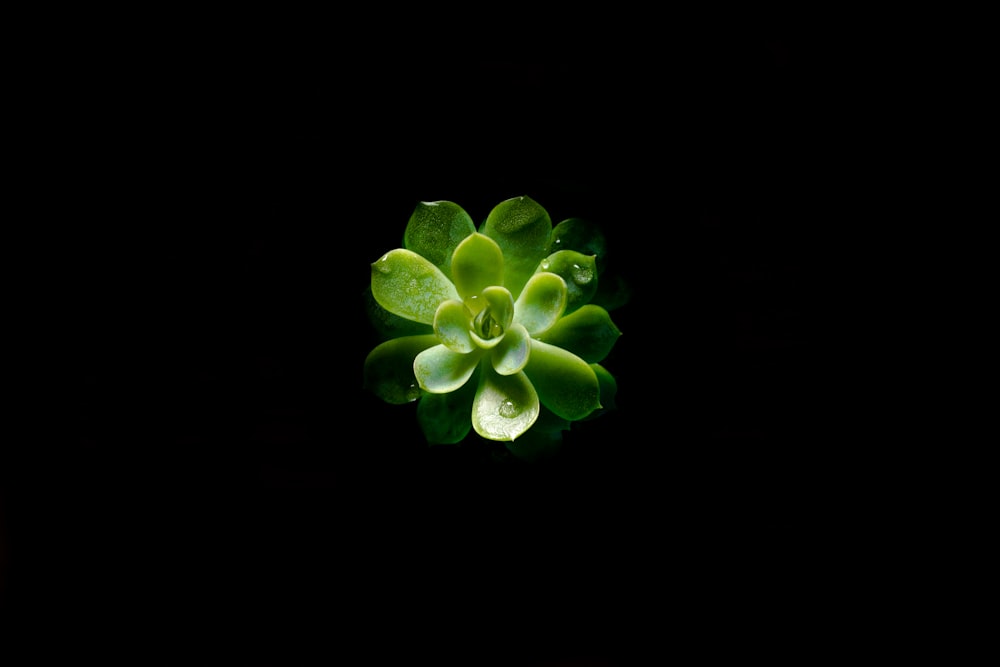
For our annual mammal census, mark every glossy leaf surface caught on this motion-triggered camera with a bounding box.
[536,250,597,315]
[536,304,621,364]
[472,365,540,441]
[523,339,601,421]
[371,249,460,324]
[451,232,505,302]
[414,344,483,394]
[513,271,567,336]
[480,196,552,299]
[404,200,476,278]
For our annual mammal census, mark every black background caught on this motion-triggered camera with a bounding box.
[10,36,861,664]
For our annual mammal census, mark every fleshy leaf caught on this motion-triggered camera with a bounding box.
[434,299,474,353]
[513,272,567,336]
[417,370,478,444]
[491,323,530,376]
[547,217,607,274]
[469,286,515,350]
[472,365,540,441]
[536,250,597,315]
[450,233,504,302]
[585,363,618,419]
[371,249,460,324]
[536,304,621,364]
[414,345,483,394]
[480,196,552,299]
[522,339,601,421]
[363,334,439,404]
[363,286,433,341]
[403,200,476,278]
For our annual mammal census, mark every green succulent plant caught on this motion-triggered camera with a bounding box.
[363,195,626,458]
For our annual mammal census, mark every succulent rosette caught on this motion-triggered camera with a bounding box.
[363,195,626,457]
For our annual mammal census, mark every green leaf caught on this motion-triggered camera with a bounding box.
[363,286,433,341]
[469,286,515,350]
[363,334,439,404]
[585,363,618,419]
[417,371,478,444]
[523,339,601,421]
[547,217,607,274]
[513,271,567,336]
[403,200,476,278]
[450,232,504,302]
[480,195,552,299]
[433,299,474,353]
[371,248,460,324]
[536,304,621,363]
[536,250,597,315]
[491,323,530,376]
[472,365,540,441]
[414,345,483,394]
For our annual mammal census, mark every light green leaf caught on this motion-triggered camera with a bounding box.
[480,195,552,299]
[414,344,483,394]
[363,286,433,341]
[472,365,540,442]
[513,272,567,336]
[363,334,439,404]
[523,339,601,421]
[403,200,477,278]
[433,299,474,353]
[536,304,621,363]
[491,323,530,376]
[536,250,597,315]
[450,232,504,301]
[469,286,515,350]
[371,248,461,324]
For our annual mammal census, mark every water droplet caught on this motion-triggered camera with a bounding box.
[498,399,519,418]
[373,255,392,274]
[540,259,551,270]
[571,263,593,285]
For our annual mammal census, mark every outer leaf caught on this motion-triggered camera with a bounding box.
[363,334,439,404]
[480,196,552,299]
[522,339,601,421]
[450,233,504,302]
[513,272,567,336]
[547,217,607,274]
[371,248,461,324]
[491,323,530,376]
[403,200,476,278]
[536,304,621,364]
[434,299,474,353]
[417,370,478,444]
[536,250,597,315]
[414,345,483,394]
[363,286,433,341]
[584,363,618,420]
[472,365,540,441]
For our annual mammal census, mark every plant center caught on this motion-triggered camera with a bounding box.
[473,305,504,340]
